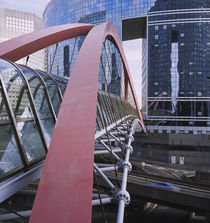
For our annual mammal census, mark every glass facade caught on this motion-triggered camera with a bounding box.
[44,0,154,77]
[147,0,210,134]
[44,0,210,134]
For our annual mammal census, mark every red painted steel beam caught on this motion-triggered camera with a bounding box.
[29,22,145,223]
[0,23,93,62]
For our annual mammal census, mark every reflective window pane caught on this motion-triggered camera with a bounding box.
[0,59,46,163]
[17,66,55,146]
[0,92,23,177]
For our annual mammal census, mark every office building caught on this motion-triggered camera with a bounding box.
[0,7,46,71]
[146,0,210,134]
[44,0,210,134]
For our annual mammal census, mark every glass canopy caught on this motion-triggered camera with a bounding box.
[0,58,67,180]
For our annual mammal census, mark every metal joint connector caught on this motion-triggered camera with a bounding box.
[123,144,133,154]
[114,189,130,206]
[117,159,132,172]
[126,135,134,142]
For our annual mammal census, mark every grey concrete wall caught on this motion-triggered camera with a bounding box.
[132,145,169,163]
[168,150,210,167]
[134,132,210,147]
[132,141,210,168]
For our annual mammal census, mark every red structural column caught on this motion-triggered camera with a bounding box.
[27,22,145,223]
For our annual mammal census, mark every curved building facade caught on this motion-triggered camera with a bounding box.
[147,0,210,134]
[44,0,210,134]
[43,0,154,77]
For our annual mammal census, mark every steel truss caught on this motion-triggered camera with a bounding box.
[93,116,140,223]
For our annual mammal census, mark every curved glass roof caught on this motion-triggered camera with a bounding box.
[0,52,138,182]
[0,58,67,180]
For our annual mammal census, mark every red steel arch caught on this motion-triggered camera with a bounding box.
[0,23,93,62]
[0,22,145,222]
[28,22,145,223]
[0,22,144,129]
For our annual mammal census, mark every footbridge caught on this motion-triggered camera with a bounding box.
[0,22,146,223]
[0,22,209,223]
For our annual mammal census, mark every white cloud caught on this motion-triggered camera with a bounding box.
[122,39,142,107]
[0,0,51,18]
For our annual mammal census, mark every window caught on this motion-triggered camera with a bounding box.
[63,45,69,77]
[171,30,179,42]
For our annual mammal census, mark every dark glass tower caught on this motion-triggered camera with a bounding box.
[146,0,210,134]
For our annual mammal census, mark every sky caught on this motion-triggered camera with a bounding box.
[123,39,142,107]
[0,0,51,18]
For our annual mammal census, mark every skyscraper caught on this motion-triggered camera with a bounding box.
[146,0,210,134]
[0,7,46,71]
[44,0,210,134]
